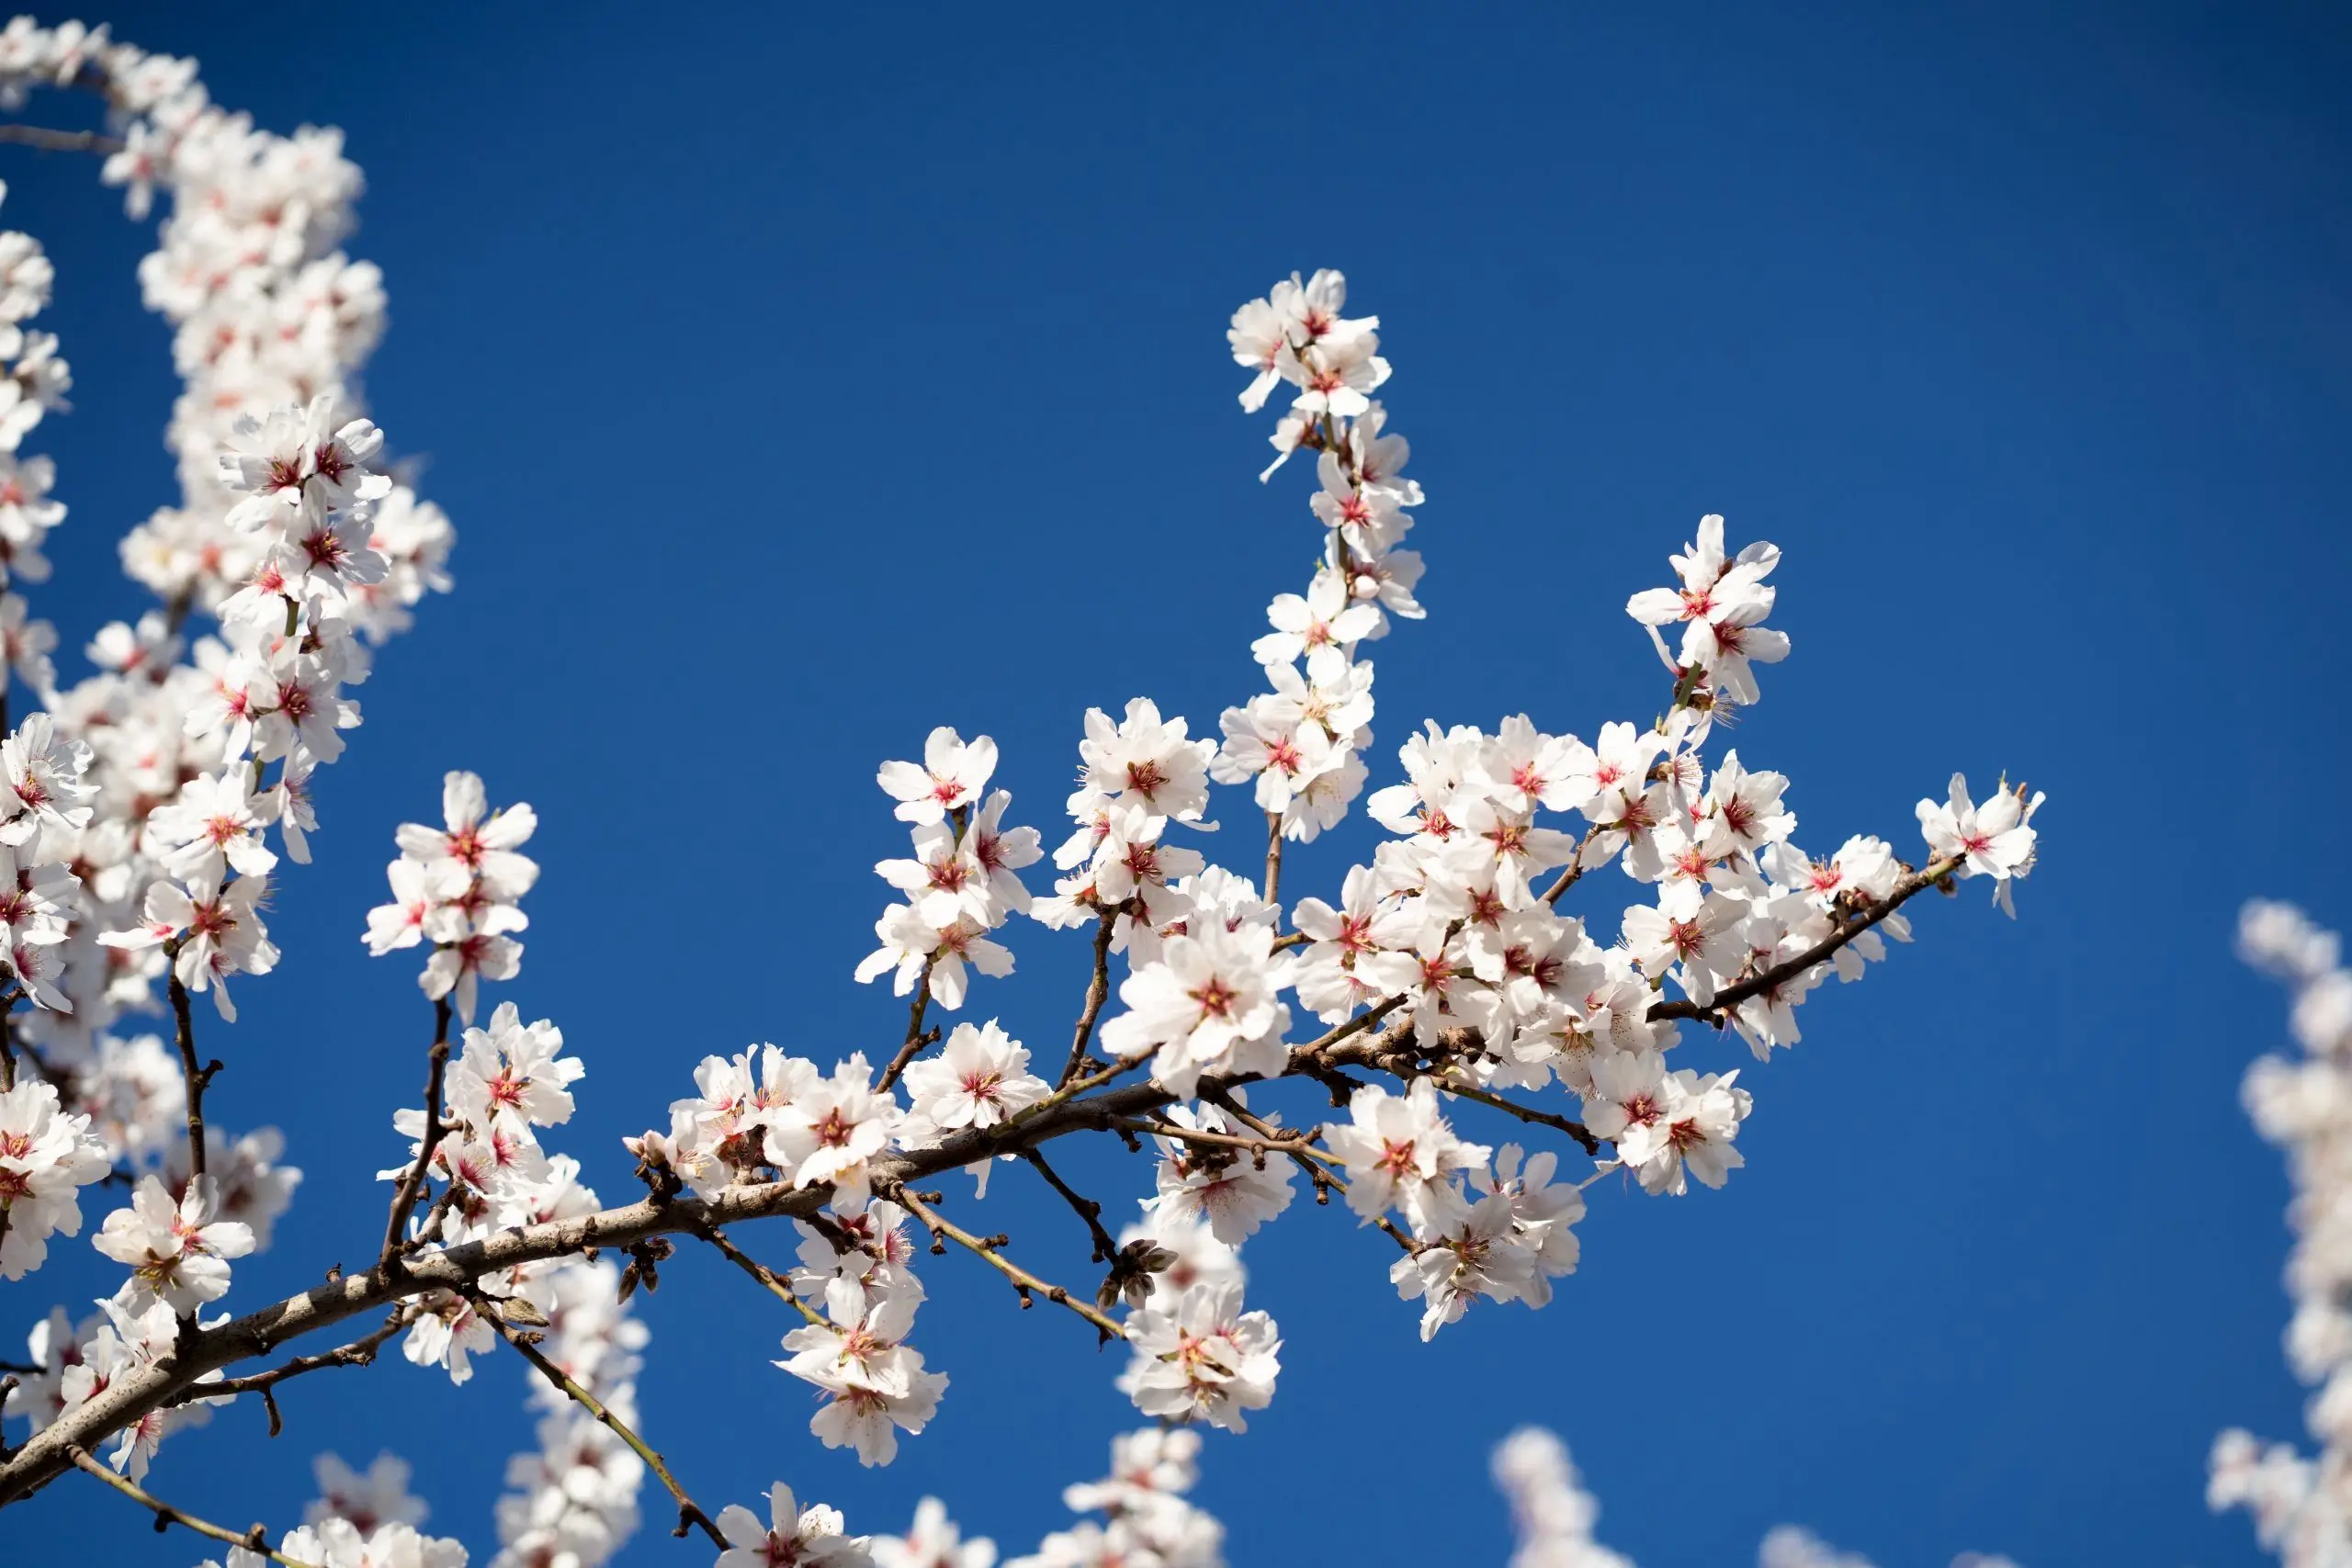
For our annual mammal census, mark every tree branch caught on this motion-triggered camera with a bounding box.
[1020,1147,1119,1262]
[161,949,218,1180]
[469,1292,727,1549]
[0,124,124,155]
[1540,825,1608,906]
[1263,809,1285,909]
[378,997,454,1262]
[67,1446,316,1567]
[892,1185,1125,1342]
[692,1224,824,1327]
[874,963,934,1093]
[1647,855,1959,1023]
[162,1312,412,1438]
[0,997,1625,1507]
[1057,904,1120,1087]
[1439,1080,1601,1156]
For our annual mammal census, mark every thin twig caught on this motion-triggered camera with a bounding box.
[1021,1046,1148,1131]
[1201,1089,1417,1251]
[694,1224,824,1326]
[379,998,455,1263]
[1263,810,1285,909]
[164,1312,412,1437]
[1112,1116,1319,1162]
[1020,1147,1120,1262]
[1057,904,1121,1087]
[0,124,124,155]
[67,1446,316,1567]
[875,964,936,1093]
[469,1293,727,1548]
[1540,825,1608,906]
[161,949,217,1180]
[1647,854,1961,1022]
[1438,1080,1601,1156]
[892,1185,1125,1341]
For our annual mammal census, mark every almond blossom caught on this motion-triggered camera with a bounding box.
[0,92,2071,1562]
[91,1171,253,1312]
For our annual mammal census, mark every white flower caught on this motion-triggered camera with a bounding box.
[854,905,1013,1011]
[1117,1280,1281,1432]
[217,392,391,529]
[143,768,279,882]
[447,1002,581,1136]
[901,1021,1046,1140]
[1623,513,1790,705]
[305,1450,428,1532]
[1917,773,2039,886]
[777,1279,946,1467]
[395,769,539,901]
[718,1483,873,1568]
[768,1054,899,1212]
[100,872,279,1021]
[877,727,998,826]
[92,1172,255,1312]
[1142,1102,1295,1246]
[0,711,93,844]
[402,1290,496,1384]
[1070,698,1215,829]
[1322,1078,1488,1230]
[1389,1190,1538,1340]
[1099,921,1294,1098]
[0,1079,111,1280]
[873,1497,994,1568]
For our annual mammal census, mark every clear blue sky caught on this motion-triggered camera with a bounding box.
[5,3,2347,1563]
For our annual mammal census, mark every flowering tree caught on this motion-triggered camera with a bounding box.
[0,19,2067,1568]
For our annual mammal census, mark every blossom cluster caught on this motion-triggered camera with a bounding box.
[1492,1427,1632,1568]
[0,62,2064,1557]
[1006,1427,1226,1568]
[1215,269,1420,844]
[187,1449,468,1568]
[2210,900,2352,1566]
[0,23,450,1492]
[375,994,587,1371]
[632,1032,977,1463]
[490,1258,650,1568]
[366,770,539,1022]
[858,728,1037,1012]
[1494,1426,2019,1568]
[0,1291,221,1480]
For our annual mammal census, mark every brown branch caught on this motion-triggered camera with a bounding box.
[1263,810,1285,908]
[378,998,455,1262]
[874,964,936,1093]
[1057,904,1121,1087]
[68,1446,316,1567]
[469,1292,727,1549]
[892,1185,1125,1342]
[0,924,1729,1513]
[161,949,218,1180]
[1200,1089,1418,1252]
[692,1224,824,1326]
[1540,825,1608,906]
[163,1312,411,1437]
[0,124,124,155]
[1439,1080,1601,1156]
[1020,1147,1119,1262]
[1112,1116,1319,1163]
[1646,855,1959,1023]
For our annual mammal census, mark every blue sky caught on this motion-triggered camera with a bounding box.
[5,3,2349,1563]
